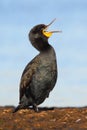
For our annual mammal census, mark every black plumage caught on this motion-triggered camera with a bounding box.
[13,19,60,112]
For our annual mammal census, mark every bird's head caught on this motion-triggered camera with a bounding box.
[29,18,61,42]
[29,19,61,51]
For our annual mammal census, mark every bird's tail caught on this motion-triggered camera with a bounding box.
[12,104,23,113]
[13,95,31,113]
[12,103,29,113]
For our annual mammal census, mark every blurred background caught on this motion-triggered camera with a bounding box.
[0,0,87,107]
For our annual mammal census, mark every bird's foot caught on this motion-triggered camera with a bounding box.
[33,104,39,112]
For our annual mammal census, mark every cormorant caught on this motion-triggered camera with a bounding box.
[13,19,61,112]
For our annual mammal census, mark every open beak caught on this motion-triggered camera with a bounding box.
[42,18,62,38]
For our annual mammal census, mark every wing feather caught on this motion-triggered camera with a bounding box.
[19,56,40,100]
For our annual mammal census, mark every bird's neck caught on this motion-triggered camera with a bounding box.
[31,38,51,52]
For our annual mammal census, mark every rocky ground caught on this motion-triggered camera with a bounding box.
[0,106,87,130]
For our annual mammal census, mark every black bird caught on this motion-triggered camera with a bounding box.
[13,19,61,112]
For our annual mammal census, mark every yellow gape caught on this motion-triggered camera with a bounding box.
[42,18,62,38]
[42,30,52,38]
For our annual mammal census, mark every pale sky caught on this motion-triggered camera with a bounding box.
[0,0,87,107]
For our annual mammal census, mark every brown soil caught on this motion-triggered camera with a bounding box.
[0,106,87,130]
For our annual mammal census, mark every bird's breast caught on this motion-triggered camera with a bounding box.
[31,50,57,91]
